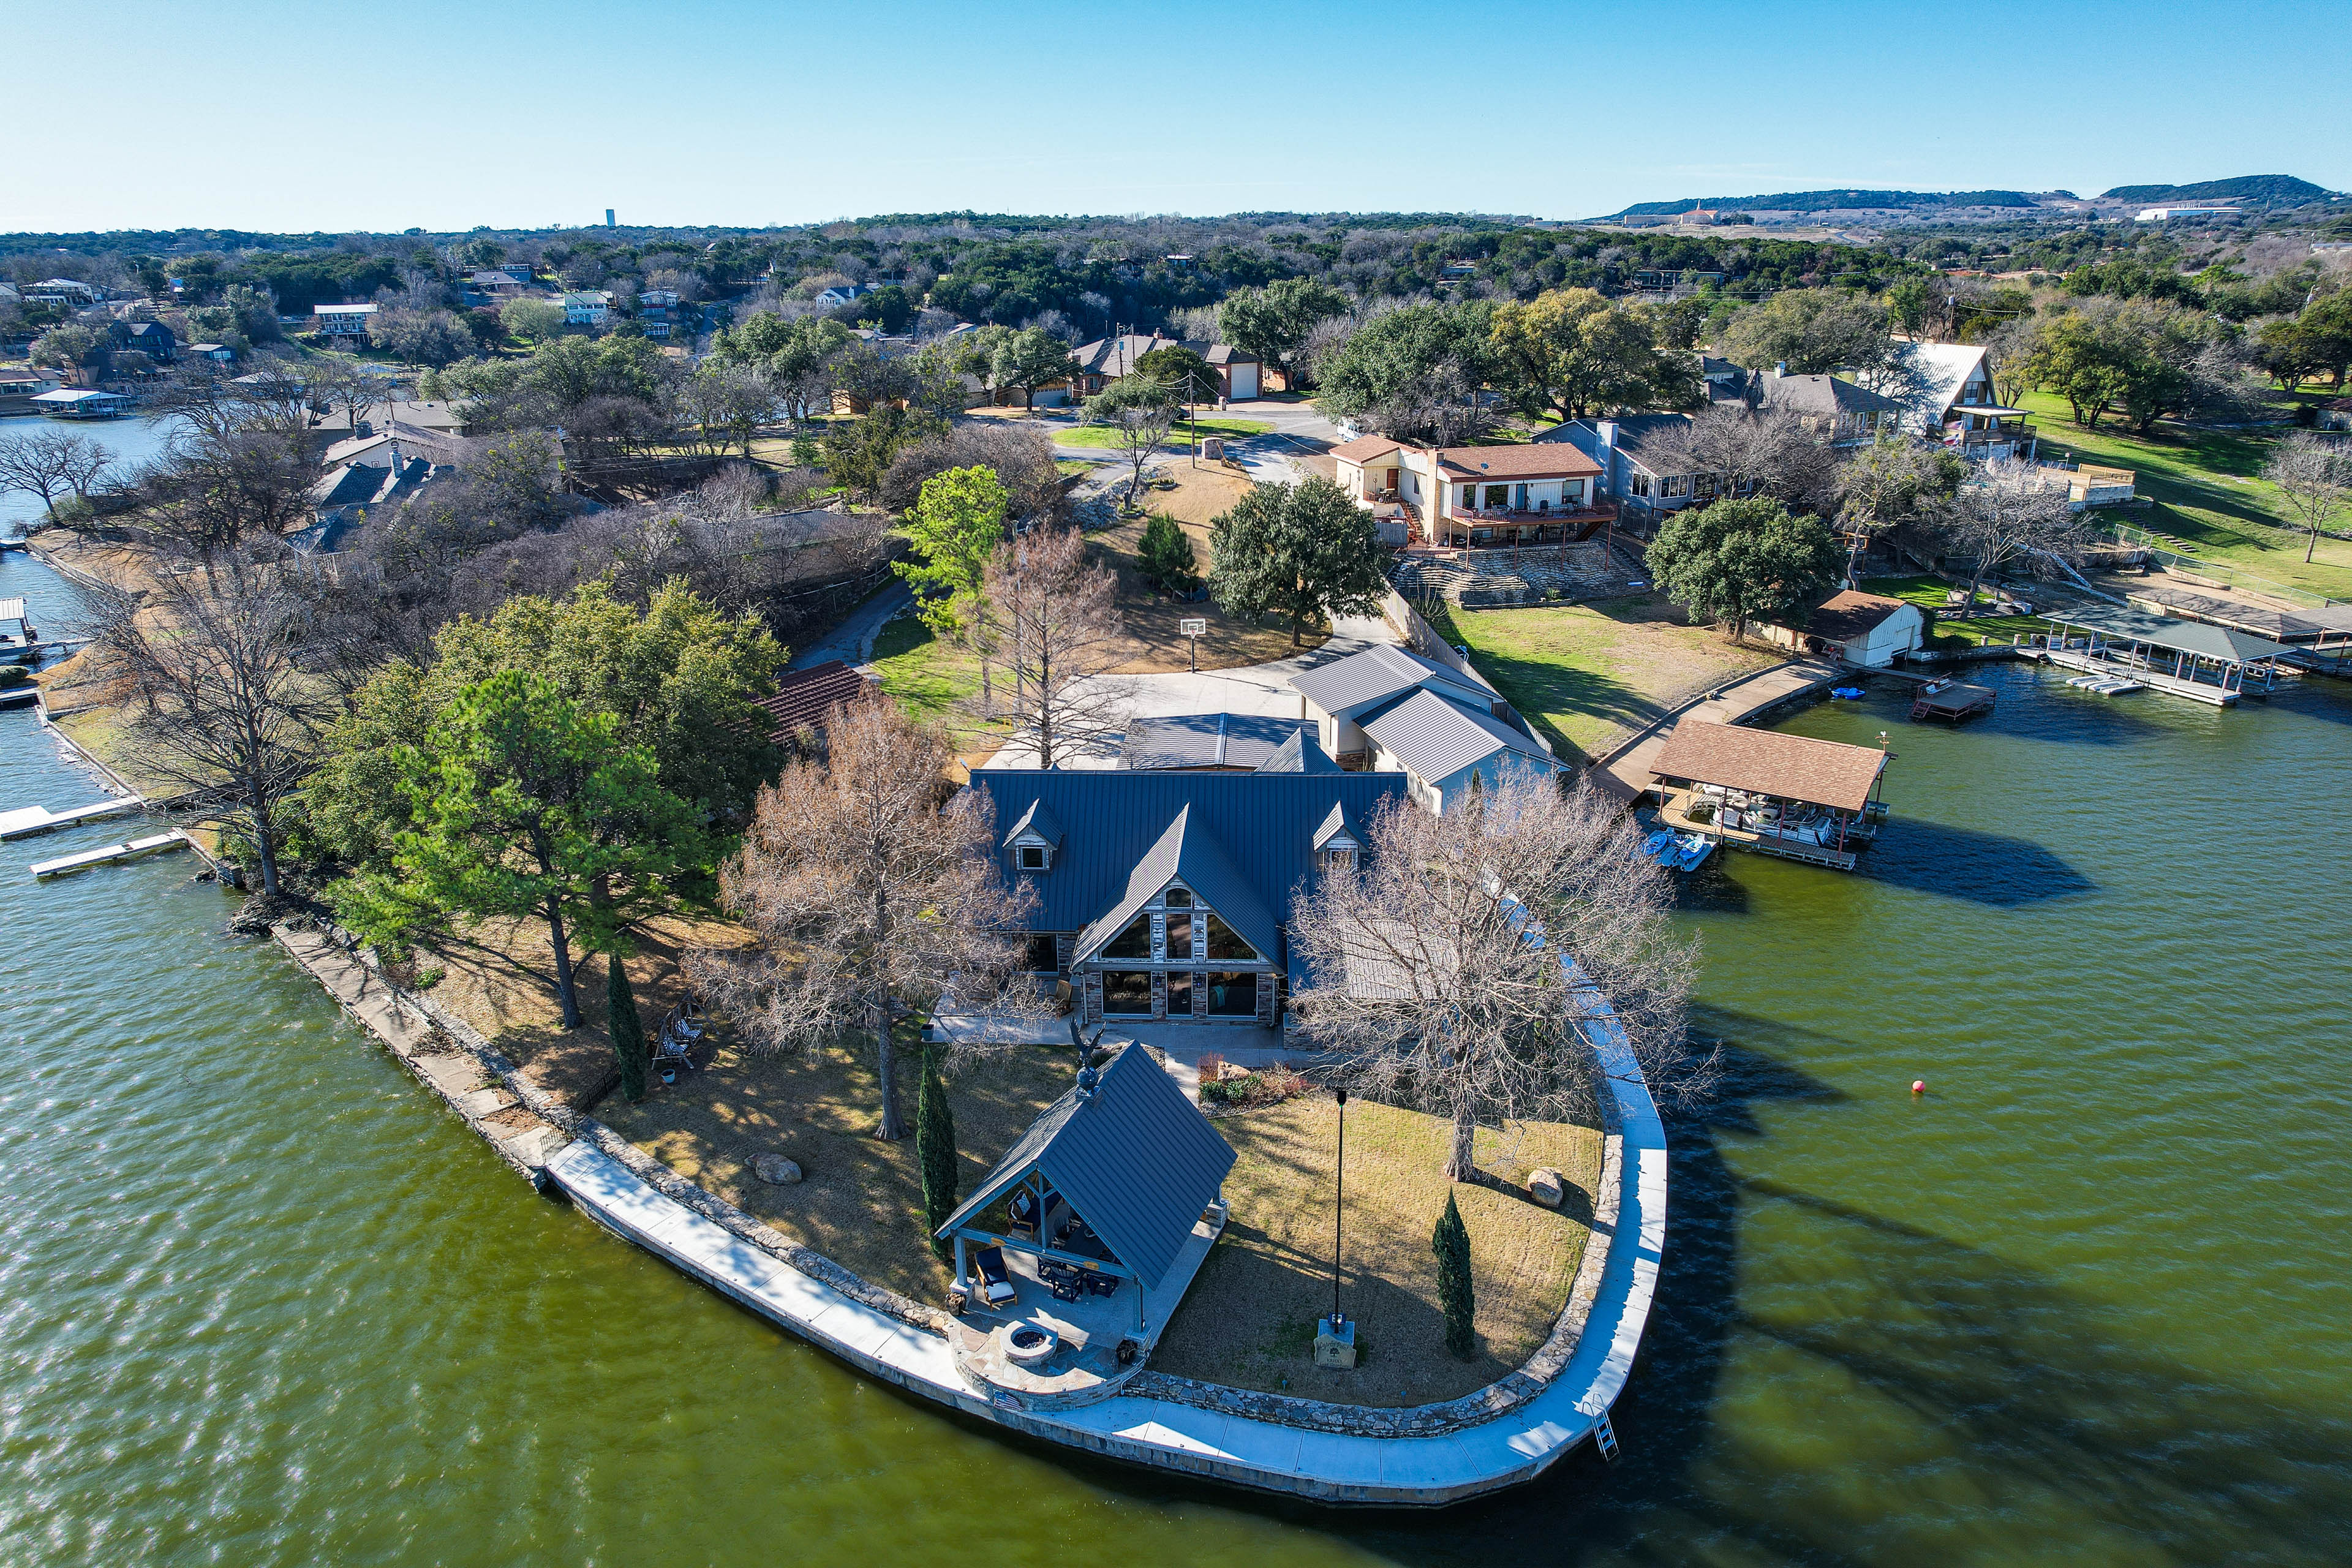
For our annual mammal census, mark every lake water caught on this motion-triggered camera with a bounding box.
[0,413,183,537]
[1,562,2345,1565]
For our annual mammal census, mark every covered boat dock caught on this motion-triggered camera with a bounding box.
[2037,605,2290,706]
[1645,721,1890,872]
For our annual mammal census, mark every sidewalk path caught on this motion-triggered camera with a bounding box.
[790,581,911,670]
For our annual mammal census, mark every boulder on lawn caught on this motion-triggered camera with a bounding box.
[753,1154,804,1185]
[1526,1167,1564,1208]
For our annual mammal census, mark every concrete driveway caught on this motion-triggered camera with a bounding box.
[790,580,911,669]
[979,612,1396,769]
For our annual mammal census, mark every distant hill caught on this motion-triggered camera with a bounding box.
[1606,189,2050,218]
[2098,175,2342,206]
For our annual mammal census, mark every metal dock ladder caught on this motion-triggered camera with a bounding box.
[1594,1410,1621,1463]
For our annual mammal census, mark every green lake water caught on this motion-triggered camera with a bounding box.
[1,549,2346,1564]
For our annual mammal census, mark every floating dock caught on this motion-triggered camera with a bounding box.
[0,796,146,840]
[1909,680,1997,723]
[30,830,188,878]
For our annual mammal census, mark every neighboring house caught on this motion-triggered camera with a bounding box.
[1329,434,1608,547]
[322,421,472,470]
[753,660,875,749]
[1068,333,1262,401]
[1540,413,1750,519]
[296,456,440,551]
[812,282,876,311]
[32,278,101,305]
[1291,643,1554,812]
[112,320,176,364]
[1759,590,1924,668]
[2318,398,2352,433]
[1120,714,1326,772]
[1746,365,1903,446]
[308,399,473,442]
[559,291,612,326]
[186,342,235,363]
[0,365,62,415]
[313,303,378,339]
[638,289,680,308]
[2135,205,2233,221]
[970,770,1412,1027]
[1899,341,2034,458]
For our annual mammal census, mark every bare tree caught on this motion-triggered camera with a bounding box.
[1081,375,1181,507]
[1942,458,2088,612]
[2261,432,2350,564]
[312,356,389,436]
[974,522,1125,768]
[85,556,331,897]
[1672,404,1839,514]
[699,696,1041,1140]
[1289,774,1705,1180]
[1834,433,1962,582]
[0,428,105,516]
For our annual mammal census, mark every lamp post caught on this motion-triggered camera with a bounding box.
[1331,1087,1347,1325]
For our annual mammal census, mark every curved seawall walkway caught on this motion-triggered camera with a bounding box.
[543,1022,1665,1506]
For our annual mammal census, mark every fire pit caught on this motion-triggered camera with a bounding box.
[1005,1322,1060,1366]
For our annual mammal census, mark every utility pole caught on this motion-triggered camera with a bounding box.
[1331,1087,1348,1324]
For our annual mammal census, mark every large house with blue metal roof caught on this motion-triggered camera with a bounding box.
[971,771,1411,1029]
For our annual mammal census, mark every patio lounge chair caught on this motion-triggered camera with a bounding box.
[972,1246,1017,1308]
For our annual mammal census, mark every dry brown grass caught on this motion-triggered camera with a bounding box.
[421,908,750,1111]
[1090,464,1330,673]
[597,1035,1077,1303]
[1151,1095,1605,1406]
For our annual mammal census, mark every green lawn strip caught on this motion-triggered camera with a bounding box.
[868,612,1012,749]
[2014,391,2352,601]
[1859,574,2055,647]
[1422,596,1773,762]
[1051,415,1272,451]
[1054,459,1096,477]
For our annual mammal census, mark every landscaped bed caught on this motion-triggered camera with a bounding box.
[1426,595,1776,761]
[1152,1093,1604,1407]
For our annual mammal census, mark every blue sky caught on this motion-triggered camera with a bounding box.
[7,0,2345,232]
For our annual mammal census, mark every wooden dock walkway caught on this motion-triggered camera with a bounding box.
[30,829,187,878]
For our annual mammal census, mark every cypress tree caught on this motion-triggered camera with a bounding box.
[607,953,647,1104]
[1432,1191,1476,1359]
[917,1050,959,1259]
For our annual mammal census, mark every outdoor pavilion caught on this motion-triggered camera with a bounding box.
[2040,605,2291,706]
[1647,721,1891,872]
[938,1041,1235,1341]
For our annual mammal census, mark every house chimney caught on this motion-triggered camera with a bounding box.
[1596,420,1618,450]
[1774,361,1788,378]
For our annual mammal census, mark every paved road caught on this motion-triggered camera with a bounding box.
[790,580,911,670]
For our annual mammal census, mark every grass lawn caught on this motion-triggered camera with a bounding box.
[1860,574,2057,647]
[1152,1094,1604,1406]
[1088,464,1327,671]
[1425,597,1776,762]
[867,612,1015,763]
[2015,390,2352,601]
[600,1033,1077,1305]
[1054,459,1096,478]
[1053,415,1271,452]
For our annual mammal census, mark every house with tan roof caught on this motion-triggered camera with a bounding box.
[1758,590,1924,668]
[1067,333,1261,401]
[1329,434,1609,548]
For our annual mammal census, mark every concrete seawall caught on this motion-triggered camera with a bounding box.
[270,919,1668,1506]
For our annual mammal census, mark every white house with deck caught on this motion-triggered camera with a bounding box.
[1329,435,1608,548]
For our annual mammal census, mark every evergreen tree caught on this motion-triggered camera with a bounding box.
[1432,1191,1476,1360]
[608,952,647,1103]
[917,1049,959,1259]
[1207,477,1389,647]
[1136,513,1199,594]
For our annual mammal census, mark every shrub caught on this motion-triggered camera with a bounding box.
[0,666,29,688]
[1137,512,1200,594]
[1432,1192,1476,1359]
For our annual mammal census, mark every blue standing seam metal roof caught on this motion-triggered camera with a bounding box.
[1254,729,1340,774]
[1290,643,1496,719]
[1005,796,1064,847]
[937,1043,1236,1287]
[1071,804,1282,968]
[1360,688,1556,785]
[974,771,1414,945]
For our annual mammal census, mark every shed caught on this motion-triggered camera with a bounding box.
[1762,590,1924,668]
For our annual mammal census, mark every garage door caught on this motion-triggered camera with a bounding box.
[1227,362,1259,399]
